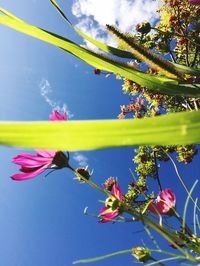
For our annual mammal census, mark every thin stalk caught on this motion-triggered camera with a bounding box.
[124,206,196,257]
[169,51,177,63]
[145,256,184,266]
[193,198,198,235]
[191,47,199,68]
[149,257,165,266]
[73,249,132,264]
[163,152,200,212]
[153,151,162,191]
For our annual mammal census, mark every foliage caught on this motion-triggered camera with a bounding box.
[0,0,200,265]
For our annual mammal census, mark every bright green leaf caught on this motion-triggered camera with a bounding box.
[0,111,199,151]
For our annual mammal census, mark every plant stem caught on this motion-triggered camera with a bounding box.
[164,152,200,212]
[153,151,162,191]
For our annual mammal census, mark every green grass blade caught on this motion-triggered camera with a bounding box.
[0,11,200,97]
[146,257,182,266]
[182,180,199,232]
[193,198,198,236]
[73,249,132,264]
[145,227,160,250]
[49,0,135,59]
[0,111,199,151]
[172,63,200,77]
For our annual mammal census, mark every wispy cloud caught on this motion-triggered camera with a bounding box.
[72,0,161,49]
[73,152,89,167]
[39,78,74,118]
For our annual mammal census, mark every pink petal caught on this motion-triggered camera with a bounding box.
[99,210,119,223]
[11,163,50,181]
[49,110,67,121]
[12,154,53,168]
[111,183,122,201]
[35,149,56,158]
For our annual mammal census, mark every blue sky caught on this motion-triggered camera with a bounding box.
[0,1,199,266]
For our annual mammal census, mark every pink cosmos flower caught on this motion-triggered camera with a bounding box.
[148,189,176,214]
[99,183,123,223]
[49,110,67,121]
[11,150,56,181]
[189,0,200,5]
[11,110,67,181]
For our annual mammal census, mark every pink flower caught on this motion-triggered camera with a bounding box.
[148,189,176,214]
[189,0,200,5]
[11,150,56,181]
[49,110,67,121]
[11,110,68,181]
[99,183,123,223]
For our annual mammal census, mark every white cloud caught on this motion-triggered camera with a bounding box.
[72,0,161,48]
[39,78,74,119]
[73,152,88,167]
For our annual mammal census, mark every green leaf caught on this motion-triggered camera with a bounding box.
[172,63,200,77]
[182,180,199,232]
[0,10,200,97]
[0,111,199,151]
[49,0,135,59]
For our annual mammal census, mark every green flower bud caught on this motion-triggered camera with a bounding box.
[132,246,151,262]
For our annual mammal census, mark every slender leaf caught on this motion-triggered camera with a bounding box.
[182,180,199,232]
[49,0,135,59]
[73,249,132,264]
[0,111,199,151]
[193,198,198,235]
[146,257,182,266]
[0,10,200,97]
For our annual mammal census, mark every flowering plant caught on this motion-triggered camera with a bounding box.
[0,0,200,265]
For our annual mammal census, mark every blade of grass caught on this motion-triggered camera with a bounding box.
[0,10,200,97]
[49,0,135,59]
[193,198,198,236]
[165,152,200,212]
[182,180,199,232]
[0,111,199,150]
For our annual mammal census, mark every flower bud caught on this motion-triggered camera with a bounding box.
[75,167,91,182]
[132,247,151,262]
[136,22,151,34]
[94,69,101,75]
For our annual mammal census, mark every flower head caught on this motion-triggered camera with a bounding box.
[11,150,69,181]
[99,183,123,223]
[49,110,67,121]
[148,189,176,214]
[103,177,116,191]
[11,110,68,181]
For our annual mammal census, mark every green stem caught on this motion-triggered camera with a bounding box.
[73,249,132,264]
[164,152,200,212]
